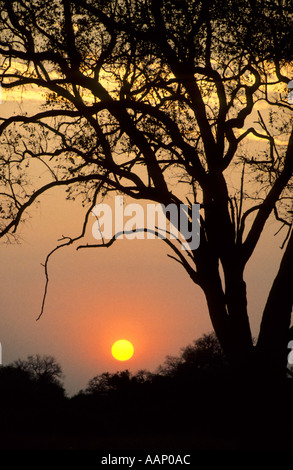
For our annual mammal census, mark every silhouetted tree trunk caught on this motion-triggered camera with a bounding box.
[257,229,293,377]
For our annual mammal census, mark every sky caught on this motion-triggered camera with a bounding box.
[0,87,288,397]
[0,185,212,395]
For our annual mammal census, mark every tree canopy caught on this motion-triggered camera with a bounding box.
[0,0,292,371]
[13,354,64,386]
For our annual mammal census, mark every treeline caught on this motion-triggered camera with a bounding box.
[1,333,293,450]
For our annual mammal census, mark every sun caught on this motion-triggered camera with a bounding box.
[111,339,134,361]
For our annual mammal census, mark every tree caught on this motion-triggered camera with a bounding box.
[13,354,64,387]
[85,371,118,396]
[158,332,226,378]
[181,333,226,370]
[85,370,133,396]
[0,365,37,404]
[0,0,292,375]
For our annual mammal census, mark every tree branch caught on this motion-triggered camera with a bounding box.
[242,127,293,265]
[77,227,202,286]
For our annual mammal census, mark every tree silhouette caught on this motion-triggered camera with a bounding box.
[157,332,226,382]
[0,365,36,405]
[0,0,292,375]
[0,341,292,449]
[13,354,64,386]
[11,354,65,401]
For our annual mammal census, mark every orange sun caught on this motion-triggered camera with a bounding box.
[111,339,134,361]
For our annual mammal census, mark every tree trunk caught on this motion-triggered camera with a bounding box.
[256,229,293,377]
[225,273,254,361]
[202,260,254,365]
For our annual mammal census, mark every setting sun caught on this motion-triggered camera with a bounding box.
[111,339,134,361]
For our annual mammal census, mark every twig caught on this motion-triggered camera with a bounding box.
[77,227,201,285]
[37,188,99,320]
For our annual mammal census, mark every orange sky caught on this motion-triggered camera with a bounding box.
[0,90,287,396]
[0,178,285,395]
[0,186,212,394]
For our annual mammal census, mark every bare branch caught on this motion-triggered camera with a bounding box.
[77,227,201,286]
[37,187,100,320]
